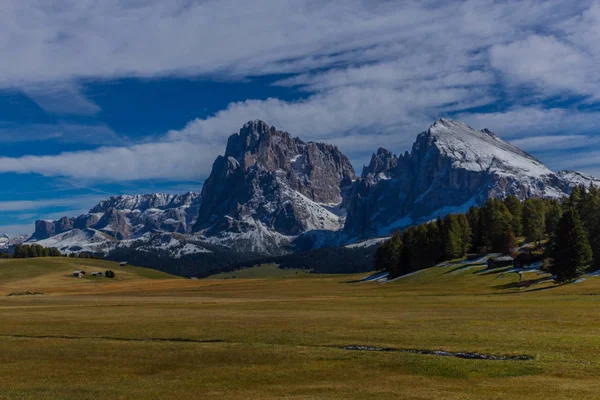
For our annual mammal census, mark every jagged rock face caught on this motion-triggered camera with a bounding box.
[362,148,398,178]
[31,192,201,242]
[55,216,74,233]
[193,120,355,245]
[32,218,75,240]
[95,209,131,240]
[90,193,185,213]
[74,214,100,230]
[33,221,55,240]
[344,119,582,237]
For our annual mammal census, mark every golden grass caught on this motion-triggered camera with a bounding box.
[1,259,600,398]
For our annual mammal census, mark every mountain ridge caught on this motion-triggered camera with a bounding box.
[21,118,600,264]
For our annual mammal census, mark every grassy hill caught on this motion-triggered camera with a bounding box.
[0,257,179,295]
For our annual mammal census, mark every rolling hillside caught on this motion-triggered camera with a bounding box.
[0,257,179,296]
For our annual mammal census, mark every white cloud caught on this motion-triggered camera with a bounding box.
[0,0,599,181]
[22,82,101,115]
[0,195,105,212]
[458,107,600,138]
[0,122,120,144]
[510,135,599,152]
[0,140,221,181]
[489,35,592,96]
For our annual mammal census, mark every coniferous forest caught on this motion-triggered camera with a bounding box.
[374,185,599,283]
[12,244,62,258]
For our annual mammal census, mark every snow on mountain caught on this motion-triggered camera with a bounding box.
[25,118,600,258]
[556,170,600,189]
[192,120,354,255]
[31,192,201,241]
[0,234,10,250]
[34,228,211,258]
[0,233,30,251]
[34,229,118,255]
[344,118,594,237]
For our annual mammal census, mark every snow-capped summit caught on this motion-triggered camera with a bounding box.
[426,119,553,178]
[344,118,588,237]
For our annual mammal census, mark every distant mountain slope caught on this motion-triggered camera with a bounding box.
[30,192,201,241]
[25,119,600,275]
[344,119,596,237]
[0,233,28,252]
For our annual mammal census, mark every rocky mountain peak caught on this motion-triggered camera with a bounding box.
[362,147,398,178]
[224,120,302,173]
[193,121,356,251]
[344,118,582,237]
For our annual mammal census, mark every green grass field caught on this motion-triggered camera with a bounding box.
[1,257,600,399]
[207,263,309,279]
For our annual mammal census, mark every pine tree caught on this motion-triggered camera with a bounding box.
[481,199,513,252]
[457,214,472,255]
[504,196,523,236]
[577,184,600,270]
[409,224,430,271]
[545,200,563,238]
[27,245,38,258]
[502,228,518,255]
[567,185,585,208]
[550,207,593,283]
[425,221,443,265]
[466,206,482,251]
[373,232,403,277]
[442,214,467,259]
[523,198,546,244]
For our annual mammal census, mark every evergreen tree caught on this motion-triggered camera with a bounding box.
[466,206,482,251]
[567,184,585,208]
[481,199,513,252]
[373,232,403,277]
[27,245,38,258]
[409,224,430,271]
[425,221,443,265]
[523,198,546,244]
[504,196,523,236]
[457,214,472,255]
[544,200,563,238]
[502,228,518,255]
[550,207,593,283]
[442,214,466,259]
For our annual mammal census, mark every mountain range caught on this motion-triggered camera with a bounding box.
[13,118,600,272]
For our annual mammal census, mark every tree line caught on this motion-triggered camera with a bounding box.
[375,185,599,283]
[13,244,62,258]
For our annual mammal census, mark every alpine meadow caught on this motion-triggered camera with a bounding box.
[2,1,600,399]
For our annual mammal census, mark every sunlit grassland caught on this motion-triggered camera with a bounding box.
[1,258,600,399]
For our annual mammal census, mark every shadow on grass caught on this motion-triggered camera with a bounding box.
[443,264,485,275]
[341,279,364,284]
[475,267,512,276]
[492,276,556,292]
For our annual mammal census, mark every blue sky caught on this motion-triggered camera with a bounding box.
[2,0,600,235]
